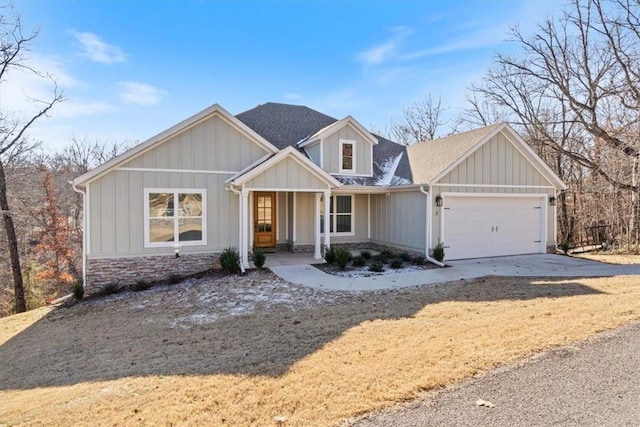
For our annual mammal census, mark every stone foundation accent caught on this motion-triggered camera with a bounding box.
[86,253,221,292]
[547,244,558,254]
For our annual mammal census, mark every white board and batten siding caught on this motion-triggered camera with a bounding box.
[321,124,373,176]
[88,114,270,258]
[244,157,329,190]
[434,132,555,259]
[370,191,426,252]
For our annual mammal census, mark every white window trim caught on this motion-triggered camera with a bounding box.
[144,188,207,248]
[321,194,355,236]
[339,139,356,174]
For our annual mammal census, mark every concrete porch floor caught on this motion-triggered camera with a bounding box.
[262,251,323,267]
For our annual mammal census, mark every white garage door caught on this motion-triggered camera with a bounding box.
[442,195,545,260]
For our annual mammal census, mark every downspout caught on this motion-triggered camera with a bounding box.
[419,185,446,267]
[71,182,88,289]
[228,186,246,273]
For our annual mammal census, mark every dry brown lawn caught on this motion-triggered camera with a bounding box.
[1,272,639,426]
[573,253,640,265]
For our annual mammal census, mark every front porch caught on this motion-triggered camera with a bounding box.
[239,189,332,269]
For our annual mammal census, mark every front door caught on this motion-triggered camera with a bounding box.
[254,192,276,248]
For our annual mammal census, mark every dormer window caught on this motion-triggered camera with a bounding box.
[340,139,355,174]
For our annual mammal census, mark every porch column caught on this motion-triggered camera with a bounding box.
[323,189,331,251]
[314,192,322,259]
[241,188,250,269]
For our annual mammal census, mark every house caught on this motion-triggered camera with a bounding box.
[71,102,566,289]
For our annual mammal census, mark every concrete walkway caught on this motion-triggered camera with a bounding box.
[269,254,640,291]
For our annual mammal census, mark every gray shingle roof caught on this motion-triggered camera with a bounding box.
[407,123,504,184]
[236,102,413,186]
[236,103,336,150]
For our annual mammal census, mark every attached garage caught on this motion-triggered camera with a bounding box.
[407,122,567,262]
[442,194,545,260]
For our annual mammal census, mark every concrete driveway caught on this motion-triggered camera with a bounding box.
[270,254,640,291]
[449,254,640,278]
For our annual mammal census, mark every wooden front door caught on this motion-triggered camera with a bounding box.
[254,192,276,248]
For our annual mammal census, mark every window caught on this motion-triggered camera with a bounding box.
[320,195,353,235]
[340,139,355,173]
[145,189,206,247]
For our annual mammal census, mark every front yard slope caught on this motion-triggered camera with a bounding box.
[1,272,639,426]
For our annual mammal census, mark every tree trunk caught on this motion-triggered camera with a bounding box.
[0,161,26,313]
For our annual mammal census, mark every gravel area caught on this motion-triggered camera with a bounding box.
[351,320,640,427]
[72,269,353,328]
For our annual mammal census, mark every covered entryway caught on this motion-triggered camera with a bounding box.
[227,146,342,269]
[442,194,546,260]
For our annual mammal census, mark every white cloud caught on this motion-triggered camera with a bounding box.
[0,56,74,119]
[401,25,509,61]
[73,31,127,64]
[118,81,165,106]
[358,26,413,65]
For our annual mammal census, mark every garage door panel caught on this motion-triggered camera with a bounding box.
[443,196,544,260]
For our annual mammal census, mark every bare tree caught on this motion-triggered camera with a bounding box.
[0,6,62,312]
[464,0,640,247]
[388,94,448,145]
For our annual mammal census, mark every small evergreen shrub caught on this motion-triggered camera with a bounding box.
[351,255,366,267]
[379,249,396,260]
[432,242,445,262]
[220,247,240,274]
[373,253,387,263]
[324,245,337,265]
[399,251,412,262]
[558,241,573,254]
[369,260,385,272]
[132,279,151,292]
[334,247,352,270]
[390,258,404,269]
[413,255,426,265]
[252,248,266,269]
[360,250,372,260]
[71,280,84,300]
[98,282,120,296]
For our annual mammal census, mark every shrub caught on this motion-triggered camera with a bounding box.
[132,279,151,292]
[399,251,412,262]
[432,242,445,262]
[168,274,182,285]
[98,282,120,296]
[71,280,84,300]
[413,255,426,265]
[390,258,404,269]
[351,255,366,267]
[220,247,240,274]
[379,249,396,260]
[252,248,266,269]
[558,241,573,254]
[373,253,387,263]
[369,260,385,272]
[334,247,352,270]
[324,245,337,265]
[360,250,372,260]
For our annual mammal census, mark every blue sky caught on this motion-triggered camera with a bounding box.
[9,0,565,153]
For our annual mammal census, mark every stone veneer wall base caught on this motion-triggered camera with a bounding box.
[86,253,221,293]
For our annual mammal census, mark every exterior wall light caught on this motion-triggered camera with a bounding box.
[174,246,181,258]
[435,195,443,207]
[549,196,557,206]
